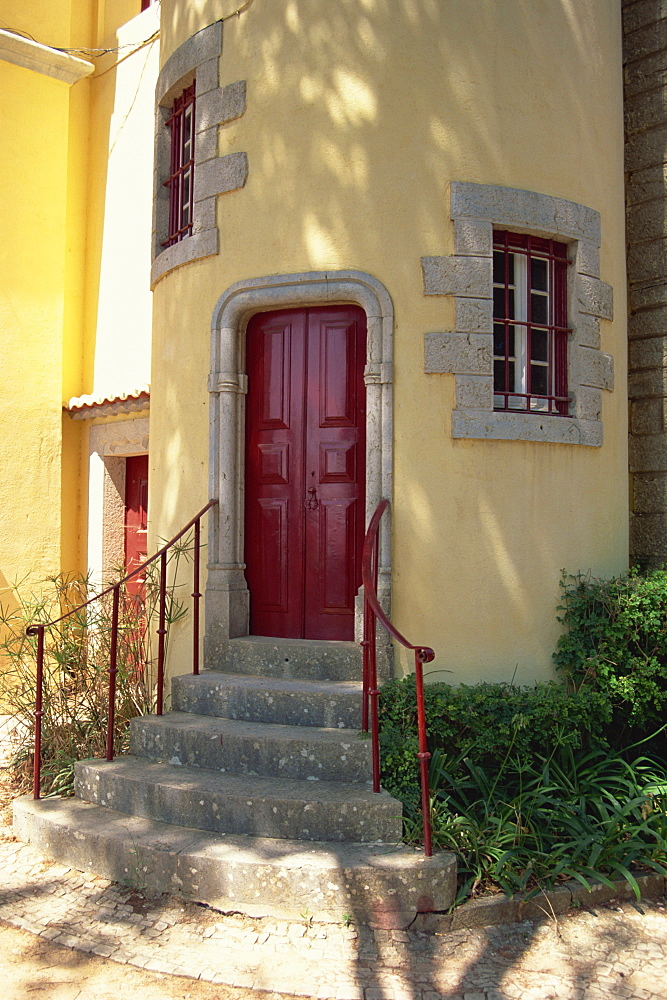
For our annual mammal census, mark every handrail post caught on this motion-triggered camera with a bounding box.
[106,587,120,761]
[369,529,381,793]
[192,516,201,675]
[361,589,369,734]
[414,649,433,857]
[157,550,168,715]
[361,498,435,856]
[360,629,369,733]
[32,626,45,799]
[21,501,216,792]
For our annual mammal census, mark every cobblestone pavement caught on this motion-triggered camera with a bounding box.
[1,823,667,1000]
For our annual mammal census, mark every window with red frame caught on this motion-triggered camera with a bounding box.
[162,82,196,248]
[493,231,570,415]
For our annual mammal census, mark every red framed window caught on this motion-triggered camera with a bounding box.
[493,231,570,415]
[162,82,196,248]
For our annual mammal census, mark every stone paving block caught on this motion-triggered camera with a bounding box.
[5,812,667,1000]
[91,943,117,957]
[38,926,62,940]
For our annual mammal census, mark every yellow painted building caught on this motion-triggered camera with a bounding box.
[1,0,629,686]
[0,0,156,616]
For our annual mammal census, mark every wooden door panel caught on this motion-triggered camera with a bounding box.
[321,321,356,426]
[257,443,290,484]
[304,308,365,639]
[260,325,292,428]
[252,498,289,610]
[246,311,306,637]
[304,498,357,635]
[319,442,356,483]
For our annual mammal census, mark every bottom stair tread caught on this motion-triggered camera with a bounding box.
[13,795,457,927]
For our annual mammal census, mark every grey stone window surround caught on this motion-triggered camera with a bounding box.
[421,182,615,446]
[151,21,248,287]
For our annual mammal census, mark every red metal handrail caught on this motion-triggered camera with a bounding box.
[27,499,218,800]
[361,499,435,856]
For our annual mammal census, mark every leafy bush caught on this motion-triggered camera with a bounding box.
[379,676,667,904]
[0,554,189,796]
[379,677,610,812]
[555,569,667,740]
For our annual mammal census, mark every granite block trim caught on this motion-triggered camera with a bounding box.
[424,332,492,375]
[421,182,615,446]
[151,22,248,287]
[414,872,667,933]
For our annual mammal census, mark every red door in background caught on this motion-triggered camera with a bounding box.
[244,306,366,640]
[125,455,149,598]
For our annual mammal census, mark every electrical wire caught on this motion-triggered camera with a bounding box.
[0,7,160,62]
[0,0,254,64]
[91,31,159,78]
[221,0,255,21]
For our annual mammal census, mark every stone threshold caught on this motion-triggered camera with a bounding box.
[413,872,666,933]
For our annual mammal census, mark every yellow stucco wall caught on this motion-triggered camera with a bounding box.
[0,59,71,597]
[1,0,157,611]
[153,0,628,683]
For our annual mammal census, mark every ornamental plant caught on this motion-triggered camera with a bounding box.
[554,569,667,741]
[379,675,667,906]
[0,545,191,797]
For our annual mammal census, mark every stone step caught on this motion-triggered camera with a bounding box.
[216,636,364,682]
[75,757,402,843]
[130,712,372,783]
[172,672,363,729]
[14,795,457,927]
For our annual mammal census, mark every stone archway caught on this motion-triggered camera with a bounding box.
[204,270,394,665]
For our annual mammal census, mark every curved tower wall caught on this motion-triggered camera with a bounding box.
[150,0,627,683]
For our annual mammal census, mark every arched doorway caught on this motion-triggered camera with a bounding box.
[244,305,366,641]
[205,271,393,664]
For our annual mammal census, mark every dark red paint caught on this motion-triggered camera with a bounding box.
[124,454,148,599]
[244,306,366,640]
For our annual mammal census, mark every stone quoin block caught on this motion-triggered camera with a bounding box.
[454,296,493,333]
[424,332,493,375]
[421,256,492,298]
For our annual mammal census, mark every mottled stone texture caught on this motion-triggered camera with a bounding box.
[13,633,455,926]
[625,0,667,565]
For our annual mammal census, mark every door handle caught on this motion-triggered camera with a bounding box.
[305,486,319,510]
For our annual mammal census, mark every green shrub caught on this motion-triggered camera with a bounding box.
[379,677,610,809]
[427,739,667,905]
[554,569,667,740]
[379,675,667,904]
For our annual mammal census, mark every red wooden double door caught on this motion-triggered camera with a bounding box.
[244,306,367,641]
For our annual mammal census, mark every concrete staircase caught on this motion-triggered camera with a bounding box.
[14,636,456,928]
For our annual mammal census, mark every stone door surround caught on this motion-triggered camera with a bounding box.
[205,270,394,661]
